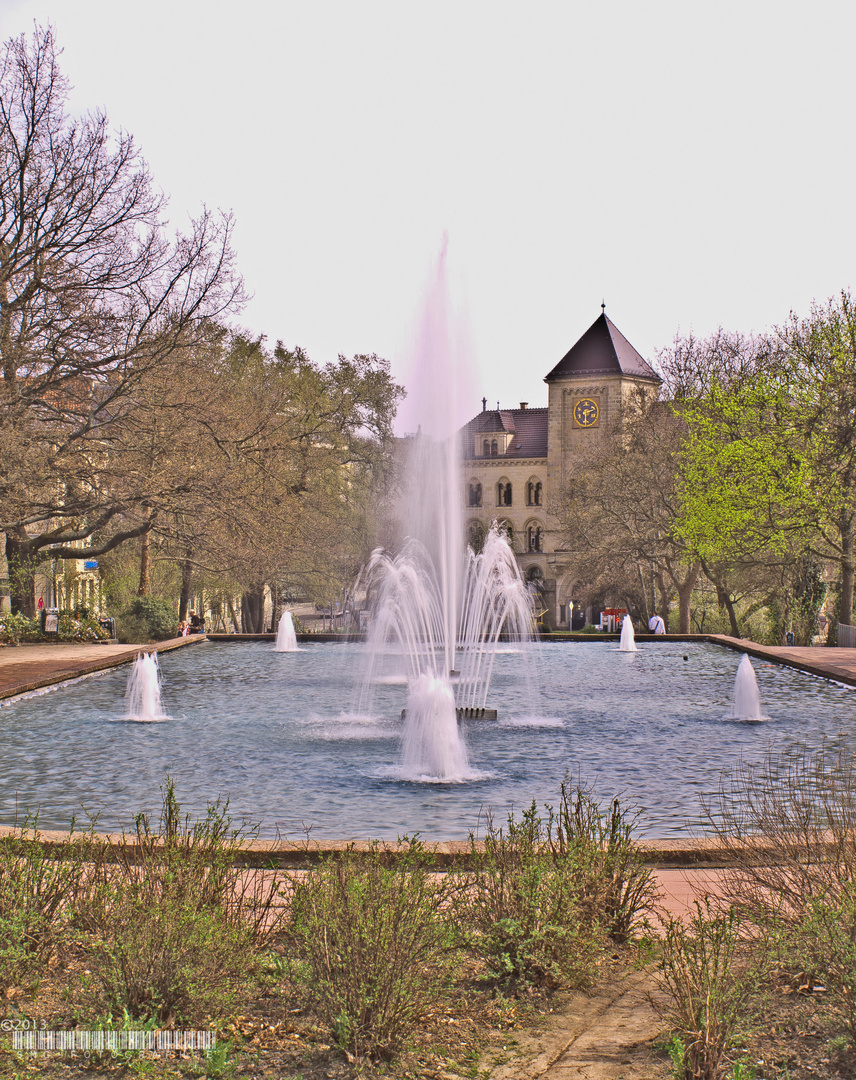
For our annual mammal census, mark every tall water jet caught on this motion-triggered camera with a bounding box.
[359,241,533,780]
[274,611,298,652]
[124,653,167,721]
[730,654,763,720]
[619,616,638,652]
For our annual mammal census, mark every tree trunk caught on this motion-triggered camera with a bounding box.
[227,596,241,632]
[720,588,740,637]
[704,563,741,637]
[137,531,151,596]
[241,584,266,633]
[840,521,855,628]
[179,558,194,621]
[654,571,670,633]
[4,531,37,617]
[674,563,701,635]
[636,562,651,624]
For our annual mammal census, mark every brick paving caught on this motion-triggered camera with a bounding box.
[706,634,856,686]
[0,635,207,699]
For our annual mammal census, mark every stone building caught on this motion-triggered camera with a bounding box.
[460,309,660,628]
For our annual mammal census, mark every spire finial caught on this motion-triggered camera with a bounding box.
[601,299,606,314]
[482,396,487,412]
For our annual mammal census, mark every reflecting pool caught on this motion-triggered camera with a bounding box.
[0,641,851,840]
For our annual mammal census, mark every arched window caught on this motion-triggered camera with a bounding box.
[467,521,486,554]
[490,439,498,456]
[527,525,543,552]
[496,520,514,546]
[526,480,543,506]
[467,481,482,507]
[496,481,511,506]
[534,482,542,506]
[482,439,490,456]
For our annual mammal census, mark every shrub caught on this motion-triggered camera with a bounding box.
[84,886,252,1023]
[0,612,36,644]
[78,779,285,1022]
[702,745,856,1052]
[56,613,108,641]
[657,900,763,1080]
[455,802,603,992]
[798,882,856,1041]
[703,745,856,929]
[547,779,657,943]
[289,840,456,1060]
[118,596,178,642]
[0,817,98,989]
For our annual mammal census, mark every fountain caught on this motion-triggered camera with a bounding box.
[730,653,764,720]
[2,247,851,841]
[123,652,168,721]
[619,616,638,652]
[274,611,299,652]
[358,242,534,780]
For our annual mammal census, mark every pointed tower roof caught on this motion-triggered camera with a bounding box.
[544,312,660,383]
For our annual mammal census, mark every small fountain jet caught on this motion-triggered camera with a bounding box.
[124,653,168,721]
[274,610,299,652]
[619,616,638,652]
[730,654,764,720]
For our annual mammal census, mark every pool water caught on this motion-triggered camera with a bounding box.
[0,641,851,840]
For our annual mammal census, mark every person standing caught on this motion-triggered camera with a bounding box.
[648,614,666,634]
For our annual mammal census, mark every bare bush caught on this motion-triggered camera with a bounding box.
[289,840,456,1061]
[703,745,856,927]
[657,900,764,1080]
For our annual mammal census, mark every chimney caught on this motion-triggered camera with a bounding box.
[519,402,528,410]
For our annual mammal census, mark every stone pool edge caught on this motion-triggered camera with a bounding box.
[0,827,788,870]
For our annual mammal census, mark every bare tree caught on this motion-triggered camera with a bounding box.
[0,26,244,613]
[555,392,700,633]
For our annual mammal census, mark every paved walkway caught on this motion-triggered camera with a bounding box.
[485,868,732,1080]
[488,967,665,1080]
[707,634,856,686]
[0,635,207,699]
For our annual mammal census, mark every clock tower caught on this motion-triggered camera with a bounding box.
[459,308,659,630]
[544,309,661,496]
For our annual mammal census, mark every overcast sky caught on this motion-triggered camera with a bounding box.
[2,0,854,428]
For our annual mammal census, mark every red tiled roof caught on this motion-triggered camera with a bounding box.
[461,407,548,459]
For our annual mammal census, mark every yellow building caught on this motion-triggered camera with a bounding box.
[460,309,660,628]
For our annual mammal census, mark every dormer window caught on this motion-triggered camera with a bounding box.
[482,439,490,456]
[491,440,498,456]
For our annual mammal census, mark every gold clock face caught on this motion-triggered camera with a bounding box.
[573,397,599,428]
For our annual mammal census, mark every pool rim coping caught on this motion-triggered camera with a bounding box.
[4,633,852,704]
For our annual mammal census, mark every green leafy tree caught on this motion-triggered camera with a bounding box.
[674,293,856,633]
